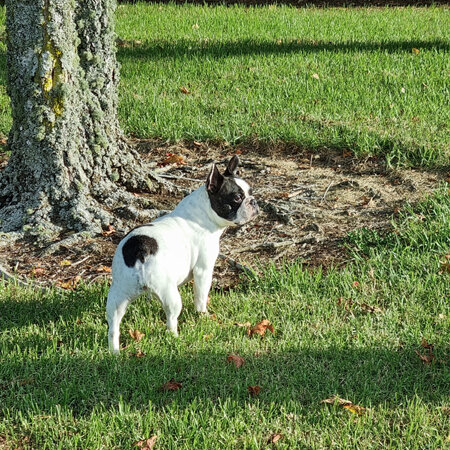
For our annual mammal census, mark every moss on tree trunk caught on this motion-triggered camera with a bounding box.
[0,0,156,237]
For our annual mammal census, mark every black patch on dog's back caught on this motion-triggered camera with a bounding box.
[122,235,158,267]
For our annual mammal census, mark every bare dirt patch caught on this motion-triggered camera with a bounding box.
[0,141,444,290]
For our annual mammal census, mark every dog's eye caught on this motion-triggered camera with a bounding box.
[233,194,243,203]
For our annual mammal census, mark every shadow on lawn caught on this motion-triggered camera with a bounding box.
[1,348,448,416]
[117,38,449,61]
[1,286,448,416]
[0,283,108,331]
[1,321,449,417]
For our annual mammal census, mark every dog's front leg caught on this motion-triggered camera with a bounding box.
[158,286,182,336]
[193,265,214,313]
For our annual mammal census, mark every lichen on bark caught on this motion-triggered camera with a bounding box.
[0,0,159,240]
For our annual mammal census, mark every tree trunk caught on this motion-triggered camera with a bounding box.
[0,0,157,238]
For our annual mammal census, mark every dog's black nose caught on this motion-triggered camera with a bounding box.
[250,198,259,212]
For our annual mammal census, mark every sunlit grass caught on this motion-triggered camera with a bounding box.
[115,3,449,166]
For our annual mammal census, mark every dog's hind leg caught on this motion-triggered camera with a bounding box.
[106,282,134,354]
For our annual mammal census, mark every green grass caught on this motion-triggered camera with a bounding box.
[1,187,449,448]
[0,4,449,166]
[0,4,449,447]
[115,3,449,166]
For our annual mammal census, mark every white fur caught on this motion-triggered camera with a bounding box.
[234,177,251,197]
[106,185,254,354]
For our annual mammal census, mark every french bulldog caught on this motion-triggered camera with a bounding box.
[106,155,258,353]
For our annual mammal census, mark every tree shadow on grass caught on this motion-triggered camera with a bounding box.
[117,38,449,61]
[1,342,448,417]
[1,283,448,418]
[0,282,108,331]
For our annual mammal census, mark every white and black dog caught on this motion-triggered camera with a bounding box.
[106,156,259,353]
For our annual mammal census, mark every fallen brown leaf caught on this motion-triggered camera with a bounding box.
[31,267,46,277]
[268,433,283,444]
[179,86,191,95]
[342,150,353,158]
[412,47,420,54]
[248,319,274,337]
[227,354,245,368]
[128,329,145,342]
[96,265,112,273]
[161,152,186,166]
[414,348,435,365]
[248,385,260,396]
[133,350,146,358]
[321,395,368,415]
[421,338,434,350]
[102,224,116,236]
[160,378,182,391]
[133,435,157,449]
[57,275,81,290]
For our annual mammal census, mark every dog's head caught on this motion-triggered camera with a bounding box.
[206,155,259,226]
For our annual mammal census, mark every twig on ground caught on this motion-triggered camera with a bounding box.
[71,255,91,267]
[218,254,255,275]
[287,189,305,199]
[322,181,334,203]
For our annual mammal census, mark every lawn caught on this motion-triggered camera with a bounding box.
[0,2,449,449]
[114,3,449,167]
[0,4,449,166]
[0,187,449,448]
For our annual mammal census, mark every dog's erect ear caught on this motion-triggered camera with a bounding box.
[206,163,224,194]
[224,155,240,177]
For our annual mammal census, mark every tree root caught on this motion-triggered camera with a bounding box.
[0,262,51,293]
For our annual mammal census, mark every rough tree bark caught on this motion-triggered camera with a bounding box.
[0,0,161,240]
